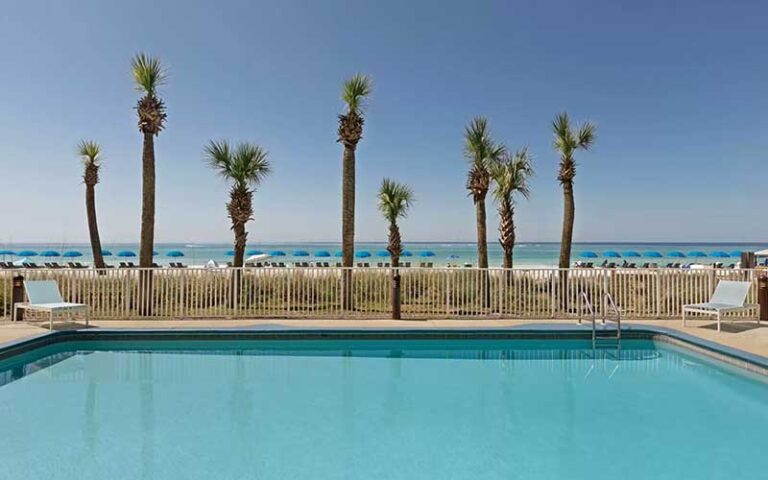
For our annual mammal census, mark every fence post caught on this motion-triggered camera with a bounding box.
[550,271,556,318]
[655,270,661,318]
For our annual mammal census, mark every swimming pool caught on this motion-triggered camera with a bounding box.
[0,330,766,480]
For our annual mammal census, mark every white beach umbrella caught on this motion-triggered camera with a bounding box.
[246,253,272,263]
[755,249,768,256]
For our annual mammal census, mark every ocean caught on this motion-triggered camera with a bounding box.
[2,242,766,267]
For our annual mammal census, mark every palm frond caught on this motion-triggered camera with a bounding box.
[342,74,372,113]
[131,53,166,95]
[576,121,596,149]
[232,143,271,188]
[204,139,234,179]
[77,140,102,166]
[204,140,271,189]
[552,112,576,153]
[464,117,505,167]
[490,147,534,203]
[378,178,414,223]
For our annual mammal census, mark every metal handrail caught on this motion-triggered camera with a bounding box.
[579,291,596,348]
[604,292,621,341]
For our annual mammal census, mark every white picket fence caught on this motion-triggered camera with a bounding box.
[0,267,761,320]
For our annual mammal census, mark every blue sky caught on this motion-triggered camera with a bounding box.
[1,0,766,244]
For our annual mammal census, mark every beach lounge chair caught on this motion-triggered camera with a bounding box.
[13,280,90,330]
[405,262,412,267]
[682,280,760,332]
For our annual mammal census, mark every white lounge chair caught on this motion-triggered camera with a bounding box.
[12,280,90,330]
[682,280,759,332]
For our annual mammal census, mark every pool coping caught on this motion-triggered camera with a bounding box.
[1,323,766,376]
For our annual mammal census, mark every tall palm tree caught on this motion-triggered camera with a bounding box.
[337,74,372,310]
[132,53,167,270]
[132,53,166,315]
[204,140,271,268]
[489,147,533,269]
[78,140,106,269]
[377,178,414,320]
[464,117,505,308]
[552,112,595,270]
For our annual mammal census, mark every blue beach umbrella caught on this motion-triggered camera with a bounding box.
[603,251,621,258]
[101,250,112,256]
[40,250,61,257]
[63,251,82,258]
[729,250,742,257]
[580,251,598,258]
[419,251,436,257]
[355,251,371,258]
[710,251,730,258]
[622,251,641,257]
[643,251,663,258]
[0,250,16,255]
[166,250,184,257]
[376,250,390,257]
[17,250,38,257]
[447,254,460,259]
[153,250,159,256]
[117,250,136,257]
[269,250,286,257]
[225,250,235,256]
[246,249,264,256]
[687,251,707,258]
[668,251,686,258]
[315,250,331,257]
[401,251,413,257]
[293,250,310,257]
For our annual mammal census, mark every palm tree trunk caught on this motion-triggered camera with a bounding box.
[475,196,490,309]
[389,222,401,320]
[559,181,575,311]
[231,221,246,308]
[85,184,105,269]
[502,223,514,287]
[341,145,356,310]
[138,132,155,315]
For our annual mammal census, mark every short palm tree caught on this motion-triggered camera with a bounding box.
[377,178,414,319]
[490,147,533,269]
[337,74,372,309]
[552,112,595,270]
[132,53,167,270]
[205,140,271,268]
[464,117,506,269]
[78,140,106,269]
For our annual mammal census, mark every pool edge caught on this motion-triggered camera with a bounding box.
[1,324,766,376]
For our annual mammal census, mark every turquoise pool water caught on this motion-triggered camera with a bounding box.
[0,337,766,479]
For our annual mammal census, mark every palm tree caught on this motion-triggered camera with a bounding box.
[204,140,271,268]
[489,147,533,269]
[377,179,414,320]
[132,54,167,269]
[337,74,372,310]
[132,53,166,314]
[552,112,595,270]
[78,140,106,269]
[464,117,505,308]
[464,117,505,269]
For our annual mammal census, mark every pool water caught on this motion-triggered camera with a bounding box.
[0,338,766,480]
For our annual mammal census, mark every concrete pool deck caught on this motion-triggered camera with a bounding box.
[0,317,766,358]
